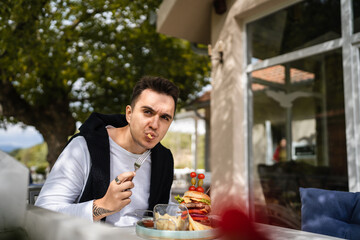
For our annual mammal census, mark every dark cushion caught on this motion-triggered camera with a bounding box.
[300,187,360,239]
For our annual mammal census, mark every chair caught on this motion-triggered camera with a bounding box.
[300,187,360,239]
[257,161,348,229]
[28,184,43,205]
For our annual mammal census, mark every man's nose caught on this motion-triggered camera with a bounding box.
[149,116,159,129]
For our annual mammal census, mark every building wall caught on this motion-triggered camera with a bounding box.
[209,0,291,214]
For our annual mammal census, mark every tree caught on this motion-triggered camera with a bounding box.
[0,0,211,168]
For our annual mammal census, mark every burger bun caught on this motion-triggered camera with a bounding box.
[183,191,211,203]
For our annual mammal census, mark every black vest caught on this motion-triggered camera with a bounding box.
[69,113,173,219]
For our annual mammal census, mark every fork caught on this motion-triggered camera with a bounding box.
[134,150,151,172]
[120,150,151,189]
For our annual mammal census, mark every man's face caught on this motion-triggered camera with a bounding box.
[126,89,175,152]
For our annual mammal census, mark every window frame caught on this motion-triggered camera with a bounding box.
[244,0,360,219]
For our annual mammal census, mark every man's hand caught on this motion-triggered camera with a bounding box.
[93,171,136,221]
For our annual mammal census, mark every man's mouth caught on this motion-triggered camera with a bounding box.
[147,133,154,139]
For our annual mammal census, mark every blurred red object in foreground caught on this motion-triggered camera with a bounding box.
[217,207,269,240]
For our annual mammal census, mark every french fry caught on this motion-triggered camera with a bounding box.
[155,211,212,231]
[188,215,212,231]
[189,223,194,231]
[155,212,188,231]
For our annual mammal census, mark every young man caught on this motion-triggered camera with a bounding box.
[35,76,179,226]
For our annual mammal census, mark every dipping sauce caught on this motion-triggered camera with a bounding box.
[142,219,154,228]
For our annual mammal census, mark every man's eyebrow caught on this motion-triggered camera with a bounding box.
[141,106,173,120]
[162,113,173,120]
[141,106,155,112]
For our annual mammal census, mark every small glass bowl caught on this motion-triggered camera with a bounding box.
[133,209,154,228]
[153,204,189,231]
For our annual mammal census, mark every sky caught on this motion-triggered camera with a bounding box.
[0,124,44,149]
[0,115,204,150]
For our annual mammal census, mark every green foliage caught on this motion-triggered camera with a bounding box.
[161,131,192,149]
[161,131,205,169]
[9,142,48,169]
[197,134,205,169]
[161,131,192,168]
[36,164,48,175]
[0,0,211,123]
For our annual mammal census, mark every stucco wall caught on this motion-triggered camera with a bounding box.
[209,0,290,214]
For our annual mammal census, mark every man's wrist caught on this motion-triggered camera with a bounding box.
[92,199,114,221]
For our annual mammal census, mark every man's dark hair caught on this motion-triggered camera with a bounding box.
[131,76,179,113]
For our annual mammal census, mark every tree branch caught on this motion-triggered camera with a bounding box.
[0,70,37,125]
[66,4,121,33]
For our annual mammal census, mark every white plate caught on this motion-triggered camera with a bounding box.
[135,221,218,240]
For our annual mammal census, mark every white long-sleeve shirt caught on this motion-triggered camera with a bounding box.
[35,135,160,226]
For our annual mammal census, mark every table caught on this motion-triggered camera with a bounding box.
[115,224,344,240]
[256,223,343,240]
[24,205,343,240]
[110,223,344,240]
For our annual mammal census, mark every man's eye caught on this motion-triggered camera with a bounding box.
[162,116,170,121]
[144,110,152,115]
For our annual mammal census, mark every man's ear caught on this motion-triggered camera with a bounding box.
[125,105,132,123]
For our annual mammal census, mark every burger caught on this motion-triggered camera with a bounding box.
[175,190,212,230]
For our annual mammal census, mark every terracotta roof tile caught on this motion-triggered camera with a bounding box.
[193,65,315,102]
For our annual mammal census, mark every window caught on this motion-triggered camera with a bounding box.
[251,50,348,229]
[245,0,358,230]
[354,0,360,33]
[247,0,341,63]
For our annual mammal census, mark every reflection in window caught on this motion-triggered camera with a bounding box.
[251,49,348,230]
[354,0,360,33]
[247,0,341,63]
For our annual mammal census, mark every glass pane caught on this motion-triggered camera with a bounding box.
[247,0,341,63]
[251,49,348,230]
[354,0,360,33]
